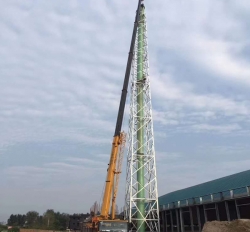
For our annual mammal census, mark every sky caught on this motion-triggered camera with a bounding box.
[1,0,250,223]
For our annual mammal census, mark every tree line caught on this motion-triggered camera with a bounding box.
[7,210,70,231]
[0,222,8,232]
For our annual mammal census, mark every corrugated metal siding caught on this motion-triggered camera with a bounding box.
[159,169,250,205]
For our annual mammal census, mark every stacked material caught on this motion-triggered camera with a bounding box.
[202,219,250,232]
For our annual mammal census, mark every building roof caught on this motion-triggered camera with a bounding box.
[159,169,250,206]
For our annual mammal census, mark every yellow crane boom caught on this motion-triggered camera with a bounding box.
[100,0,143,220]
[111,132,126,219]
[100,134,122,219]
[82,1,143,231]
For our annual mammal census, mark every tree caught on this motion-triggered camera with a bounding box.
[54,212,69,231]
[43,209,55,229]
[7,210,74,230]
[0,222,7,232]
[7,214,26,227]
[26,211,39,228]
[7,215,15,226]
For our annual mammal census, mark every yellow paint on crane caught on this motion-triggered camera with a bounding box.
[100,134,121,219]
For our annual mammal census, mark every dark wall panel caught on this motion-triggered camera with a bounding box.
[218,202,227,221]
[160,196,250,231]
[228,201,238,220]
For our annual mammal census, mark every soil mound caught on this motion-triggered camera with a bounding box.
[202,221,229,232]
[202,219,250,232]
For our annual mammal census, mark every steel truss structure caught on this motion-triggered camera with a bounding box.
[125,4,160,232]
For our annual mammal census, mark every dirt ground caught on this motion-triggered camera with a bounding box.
[202,219,250,232]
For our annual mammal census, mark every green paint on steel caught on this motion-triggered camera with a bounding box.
[137,4,145,232]
[159,170,250,207]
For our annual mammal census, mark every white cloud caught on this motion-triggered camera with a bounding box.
[65,157,106,166]
[191,123,241,134]
[185,36,250,85]
[4,159,106,185]
[150,72,250,135]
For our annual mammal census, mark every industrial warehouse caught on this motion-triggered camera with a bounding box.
[159,170,250,231]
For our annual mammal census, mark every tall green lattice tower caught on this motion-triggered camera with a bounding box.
[125,3,160,232]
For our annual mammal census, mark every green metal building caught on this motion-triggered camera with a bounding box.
[159,170,250,232]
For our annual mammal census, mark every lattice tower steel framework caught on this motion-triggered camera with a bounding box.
[125,4,160,232]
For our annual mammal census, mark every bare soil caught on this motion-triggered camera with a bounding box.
[202,219,250,232]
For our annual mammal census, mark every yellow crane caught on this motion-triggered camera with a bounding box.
[82,1,143,231]
[110,132,126,220]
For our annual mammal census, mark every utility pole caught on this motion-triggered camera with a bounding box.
[125,2,160,232]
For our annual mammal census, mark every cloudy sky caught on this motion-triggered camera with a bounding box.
[1,0,250,222]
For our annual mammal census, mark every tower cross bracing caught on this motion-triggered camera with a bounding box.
[125,4,160,232]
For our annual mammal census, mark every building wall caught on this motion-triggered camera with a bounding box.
[160,196,250,232]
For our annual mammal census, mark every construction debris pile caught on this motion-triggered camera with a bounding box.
[202,219,250,232]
